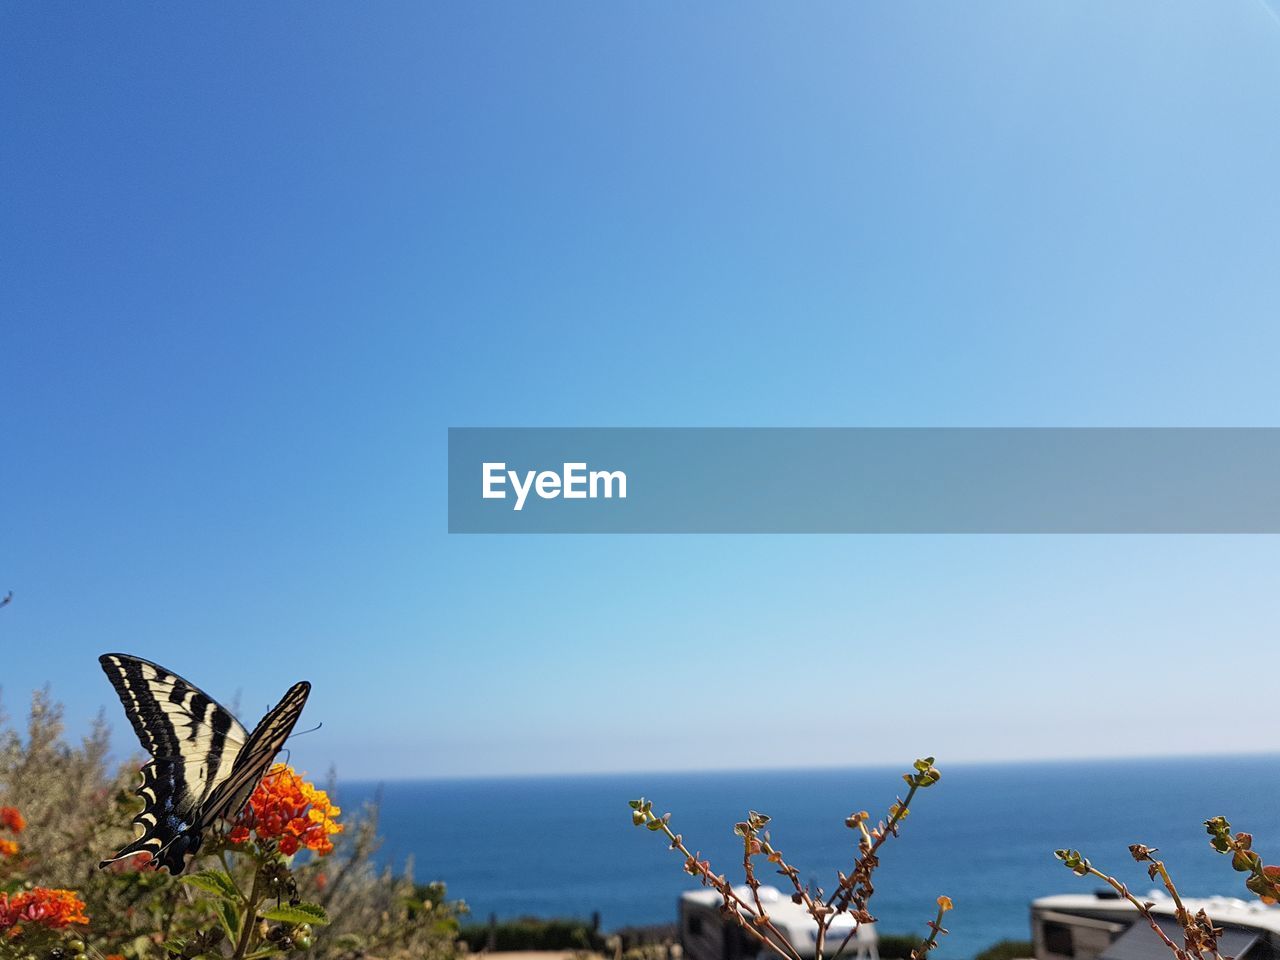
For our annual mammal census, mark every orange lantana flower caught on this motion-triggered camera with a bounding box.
[0,888,89,934]
[230,764,342,857]
[0,839,18,858]
[0,808,25,834]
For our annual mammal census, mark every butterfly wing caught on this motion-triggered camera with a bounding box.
[99,653,249,873]
[203,679,311,826]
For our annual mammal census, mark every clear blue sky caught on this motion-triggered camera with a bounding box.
[3,2,1279,780]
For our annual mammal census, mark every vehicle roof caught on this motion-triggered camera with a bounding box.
[1032,893,1280,935]
[681,886,860,932]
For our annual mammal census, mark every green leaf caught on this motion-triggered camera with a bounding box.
[182,869,240,902]
[217,898,242,942]
[244,949,284,959]
[260,901,331,926]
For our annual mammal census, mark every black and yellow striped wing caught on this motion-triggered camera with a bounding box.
[203,679,310,825]
[98,653,310,874]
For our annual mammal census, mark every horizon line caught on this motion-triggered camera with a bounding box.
[331,747,1280,787]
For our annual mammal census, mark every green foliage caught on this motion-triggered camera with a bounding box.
[877,933,926,959]
[0,688,464,960]
[183,870,241,901]
[260,903,329,927]
[457,916,605,952]
[974,939,1034,960]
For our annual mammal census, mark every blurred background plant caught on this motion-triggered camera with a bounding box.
[0,688,464,960]
[969,941,1033,960]
[628,758,951,960]
[456,917,607,953]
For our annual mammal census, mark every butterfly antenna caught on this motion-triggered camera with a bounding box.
[287,722,324,740]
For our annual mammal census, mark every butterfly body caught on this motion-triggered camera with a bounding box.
[98,653,310,875]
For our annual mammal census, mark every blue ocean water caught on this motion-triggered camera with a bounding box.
[338,757,1280,960]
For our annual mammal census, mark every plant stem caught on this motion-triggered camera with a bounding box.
[825,781,922,960]
[233,865,263,960]
[912,903,949,960]
[653,818,804,960]
[1083,866,1197,960]
[829,780,919,910]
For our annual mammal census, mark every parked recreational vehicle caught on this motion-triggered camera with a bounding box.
[679,886,878,960]
[1032,892,1280,960]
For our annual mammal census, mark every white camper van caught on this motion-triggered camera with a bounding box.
[1032,892,1280,960]
[679,886,879,960]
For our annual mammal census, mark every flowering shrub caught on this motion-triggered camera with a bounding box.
[0,802,91,958]
[0,689,463,960]
[163,765,343,958]
[0,810,25,835]
[0,887,91,931]
[0,807,21,862]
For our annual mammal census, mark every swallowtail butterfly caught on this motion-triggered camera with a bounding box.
[98,653,311,874]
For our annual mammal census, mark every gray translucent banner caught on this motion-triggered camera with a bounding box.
[447,428,1280,533]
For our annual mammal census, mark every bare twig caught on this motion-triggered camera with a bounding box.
[630,758,946,960]
[1055,849,1224,960]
